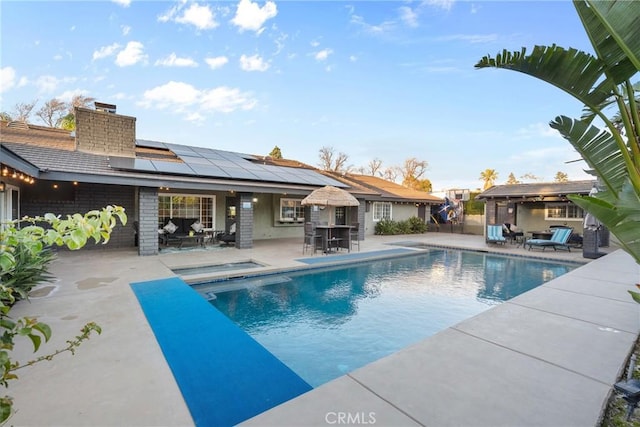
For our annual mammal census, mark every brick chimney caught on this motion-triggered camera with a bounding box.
[74,104,136,157]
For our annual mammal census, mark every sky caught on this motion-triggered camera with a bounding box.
[0,0,597,192]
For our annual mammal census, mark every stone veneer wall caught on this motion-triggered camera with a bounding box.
[355,201,365,241]
[236,192,253,249]
[138,187,159,256]
[75,107,136,157]
[21,182,136,249]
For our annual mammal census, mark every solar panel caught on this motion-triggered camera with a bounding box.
[187,164,231,178]
[179,155,215,165]
[123,139,349,187]
[150,160,196,175]
[136,139,167,149]
[221,167,260,180]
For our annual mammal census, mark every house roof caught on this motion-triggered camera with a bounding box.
[475,180,596,200]
[324,172,443,204]
[0,120,346,194]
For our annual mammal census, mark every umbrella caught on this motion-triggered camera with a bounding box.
[301,185,359,207]
[583,184,601,231]
[301,185,359,227]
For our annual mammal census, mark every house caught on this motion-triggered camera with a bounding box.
[475,180,597,239]
[1,105,441,255]
[323,172,443,236]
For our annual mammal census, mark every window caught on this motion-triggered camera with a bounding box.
[373,202,392,221]
[158,194,215,228]
[545,203,584,221]
[279,198,304,222]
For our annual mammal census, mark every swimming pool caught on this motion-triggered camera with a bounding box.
[200,248,576,387]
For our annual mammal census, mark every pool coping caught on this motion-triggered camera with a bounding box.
[240,249,640,426]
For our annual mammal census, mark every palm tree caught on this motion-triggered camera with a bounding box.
[479,169,498,190]
[476,0,640,266]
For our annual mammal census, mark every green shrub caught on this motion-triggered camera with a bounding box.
[0,243,55,302]
[374,218,397,235]
[374,216,427,235]
[407,216,427,233]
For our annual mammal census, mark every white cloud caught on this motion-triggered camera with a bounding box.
[423,0,455,11]
[53,54,63,61]
[155,53,198,67]
[93,43,121,60]
[115,41,147,67]
[350,14,396,35]
[159,2,218,30]
[310,40,320,48]
[140,81,200,109]
[437,34,498,43]
[205,56,229,69]
[17,76,28,88]
[138,81,257,115]
[314,48,333,61]
[35,75,61,93]
[239,54,270,71]
[399,6,419,28]
[186,112,205,123]
[201,86,257,112]
[0,67,16,93]
[231,0,277,34]
[57,89,90,103]
[112,0,131,7]
[121,25,131,36]
[349,55,358,62]
[515,122,563,140]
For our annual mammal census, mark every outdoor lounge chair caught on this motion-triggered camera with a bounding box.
[218,222,236,246]
[524,227,573,251]
[486,225,506,245]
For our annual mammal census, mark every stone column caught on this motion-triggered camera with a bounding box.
[236,192,253,249]
[138,187,159,256]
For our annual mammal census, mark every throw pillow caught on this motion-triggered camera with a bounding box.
[163,220,177,234]
[191,221,204,233]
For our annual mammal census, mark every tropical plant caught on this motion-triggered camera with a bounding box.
[475,0,640,271]
[505,172,520,185]
[479,169,498,190]
[0,205,126,422]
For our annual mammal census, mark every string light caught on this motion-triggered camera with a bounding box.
[0,165,36,184]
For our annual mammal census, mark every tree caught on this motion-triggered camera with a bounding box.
[35,98,67,128]
[0,112,12,121]
[520,173,541,182]
[554,171,569,182]
[318,146,349,172]
[382,167,398,182]
[479,169,498,190]
[367,158,383,176]
[476,0,640,267]
[399,158,428,188]
[268,146,282,159]
[506,172,520,185]
[0,205,126,422]
[11,101,37,123]
[413,179,433,192]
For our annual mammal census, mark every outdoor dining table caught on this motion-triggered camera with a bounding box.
[528,231,553,240]
[315,225,352,253]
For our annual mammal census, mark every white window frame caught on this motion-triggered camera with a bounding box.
[373,202,392,222]
[158,194,216,228]
[279,198,304,222]
[544,202,584,221]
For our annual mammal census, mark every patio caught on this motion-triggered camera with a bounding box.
[7,233,637,426]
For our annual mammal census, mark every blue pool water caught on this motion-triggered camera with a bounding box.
[203,249,576,387]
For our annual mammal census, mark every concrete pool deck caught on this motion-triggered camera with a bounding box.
[7,233,638,426]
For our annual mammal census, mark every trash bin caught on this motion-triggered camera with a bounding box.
[583,228,604,259]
